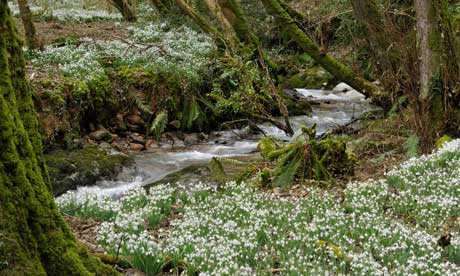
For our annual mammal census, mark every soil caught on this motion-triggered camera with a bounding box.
[15,18,130,45]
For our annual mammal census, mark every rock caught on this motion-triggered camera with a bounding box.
[344,90,366,101]
[98,141,112,153]
[46,146,132,196]
[145,139,159,149]
[281,67,333,89]
[129,133,146,145]
[125,114,144,126]
[89,129,112,142]
[198,132,209,140]
[183,133,199,145]
[169,120,181,129]
[333,82,354,92]
[129,143,145,151]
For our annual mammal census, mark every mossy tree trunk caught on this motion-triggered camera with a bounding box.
[17,0,41,49]
[261,0,384,101]
[107,0,136,22]
[414,0,460,150]
[0,2,118,275]
[175,0,221,37]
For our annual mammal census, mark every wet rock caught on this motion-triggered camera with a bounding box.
[89,129,112,142]
[129,142,145,151]
[125,114,144,126]
[333,82,354,92]
[344,90,366,101]
[183,133,200,145]
[46,146,132,196]
[129,133,146,145]
[145,139,159,149]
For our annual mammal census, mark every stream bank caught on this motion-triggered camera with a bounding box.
[54,86,379,198]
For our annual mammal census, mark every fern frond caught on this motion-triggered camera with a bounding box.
[150,111,168,140]
[126,90,152,115]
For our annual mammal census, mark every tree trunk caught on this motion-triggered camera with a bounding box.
[202,0,236,40]
[261,0,384,100]
[108,0,136,22]
[17,0,41,49]
[0,2,118,275]
[150,0,173,14]
[351,0,397,75]
[175,0,221,37]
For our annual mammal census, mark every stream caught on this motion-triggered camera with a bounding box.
[66,88,377,198]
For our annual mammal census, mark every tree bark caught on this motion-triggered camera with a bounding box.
[261,0,384,100]
[202,0,236,40]
[0,2,118,275]
[351,0,397,75]
[17,0,41,49]
[175,0,221,37]
[108,0,136,22]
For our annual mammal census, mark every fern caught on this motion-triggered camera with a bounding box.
[150,111,168,140]
[126,90,152,116]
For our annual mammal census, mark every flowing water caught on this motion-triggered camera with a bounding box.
[66,89,377,198]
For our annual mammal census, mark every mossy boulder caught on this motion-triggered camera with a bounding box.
[280,67,333,89]
[46,146,133,196]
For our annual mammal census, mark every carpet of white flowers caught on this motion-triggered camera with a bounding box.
[8,0,127,22]
[56,140,460,275]
[28,20,213,84]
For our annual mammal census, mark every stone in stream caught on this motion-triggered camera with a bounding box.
[333,82,366,101]
[333,82,354,92]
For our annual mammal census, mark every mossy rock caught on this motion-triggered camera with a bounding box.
[46,146,133,196]
[281,67,333,89]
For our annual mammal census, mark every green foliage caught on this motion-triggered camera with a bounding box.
[179,98,206,130]
[404,135,420,158]
[257,137,278,159]
[209,157,245,183]
[149,111,168,140]
[208,54,274,119]
[436,135,453,149]
[258,126,355,187]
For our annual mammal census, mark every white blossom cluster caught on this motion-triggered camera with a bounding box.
[29,21,213,88]
[8,0,123,22]
[44,8,122,22]
[55,140,460,275]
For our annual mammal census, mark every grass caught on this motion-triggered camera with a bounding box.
[56,140,460,275]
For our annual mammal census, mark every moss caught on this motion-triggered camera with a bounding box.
[45,146,132,196]
[281,67,333,89]
[435,135,452,149]
[257,137,278,159]
[0,4,119,274]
